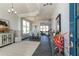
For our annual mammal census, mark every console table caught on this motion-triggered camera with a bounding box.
[0,32,14,47]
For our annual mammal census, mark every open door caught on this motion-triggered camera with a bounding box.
[69,3,77,56]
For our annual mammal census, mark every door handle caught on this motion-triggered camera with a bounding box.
[70,33,73,48]
[70,33,73,38]
[70,41,73,48]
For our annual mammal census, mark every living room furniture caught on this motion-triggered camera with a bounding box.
[0,32,14,47]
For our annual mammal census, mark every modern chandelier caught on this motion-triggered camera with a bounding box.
[8,3,17,15]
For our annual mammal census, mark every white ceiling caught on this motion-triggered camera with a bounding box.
[0,3,54,21]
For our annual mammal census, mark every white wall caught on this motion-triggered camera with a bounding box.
[0,11,18,30]
[31,19,40,34]
[0,9,22,42]
[51,3,69,56]
[15,17,22,42]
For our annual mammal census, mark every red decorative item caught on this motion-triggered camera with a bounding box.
[53,33,64,49]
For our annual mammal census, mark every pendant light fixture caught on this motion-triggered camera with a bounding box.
[8,3,17,15]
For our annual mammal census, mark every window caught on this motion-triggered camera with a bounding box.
[23,20,27,34]
[43,26,45,31]
[26,21,30,33]
[40,25,49,32]
[46,26,49,31]
[22,20,30,34]
[40,26,42,31]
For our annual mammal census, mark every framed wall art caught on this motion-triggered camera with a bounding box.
[56,14,61,32]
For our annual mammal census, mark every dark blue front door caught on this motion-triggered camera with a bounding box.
[69,3,77,56]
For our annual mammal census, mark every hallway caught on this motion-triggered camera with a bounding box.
[0,3,70,56]
[33,35,51,56]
